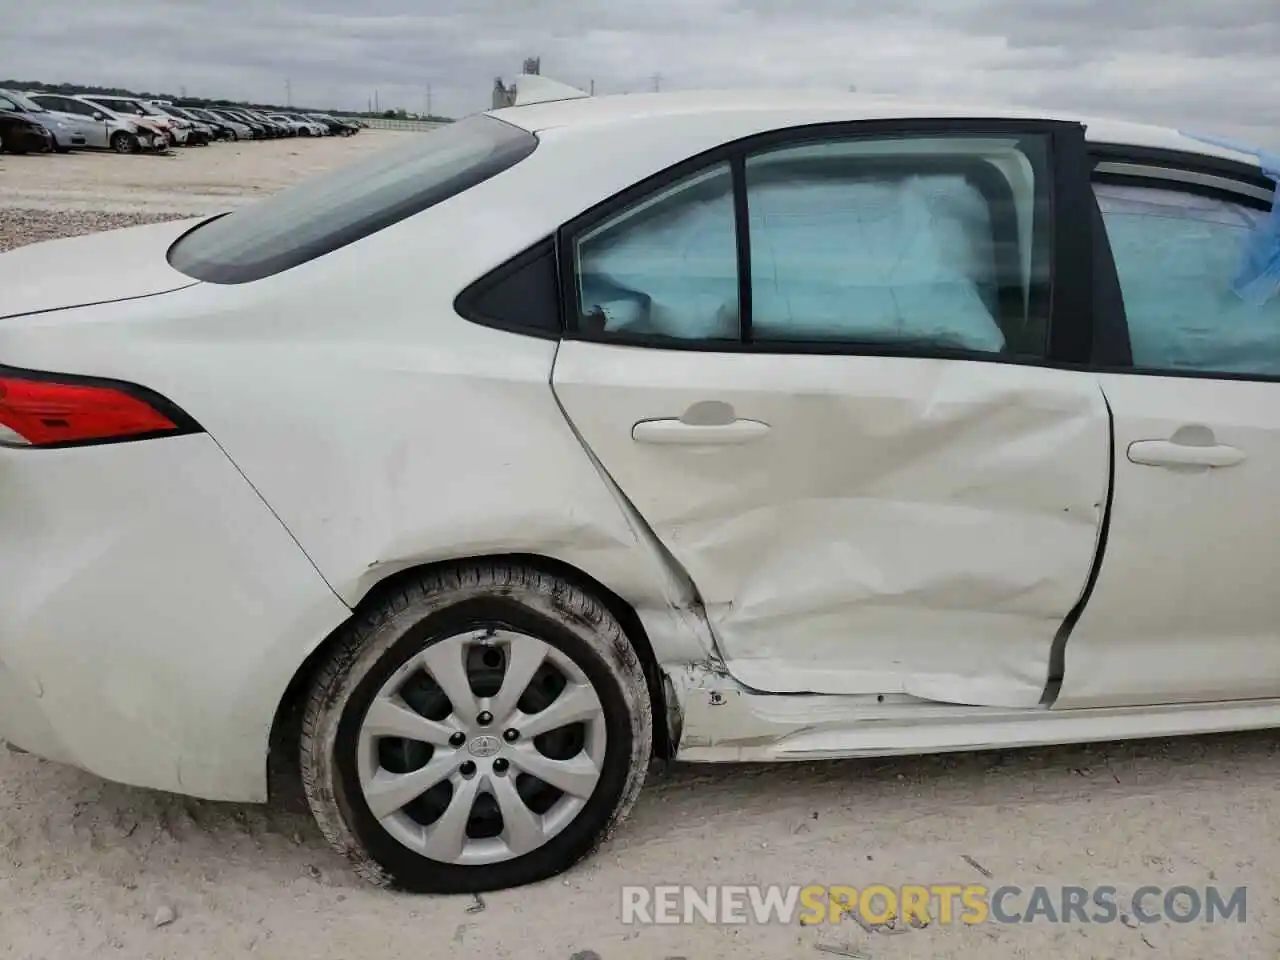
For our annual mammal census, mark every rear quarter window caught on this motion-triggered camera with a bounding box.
[167,114,537,284]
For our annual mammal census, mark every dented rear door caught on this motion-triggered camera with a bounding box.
[552,117,1107,708]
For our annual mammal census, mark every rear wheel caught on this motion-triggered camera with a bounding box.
[300,563,652,893]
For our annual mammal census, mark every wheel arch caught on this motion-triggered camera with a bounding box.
[267,552,674,801]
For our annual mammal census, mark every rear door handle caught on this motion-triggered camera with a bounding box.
[632,418,771,446]
[1127,439,1246,468]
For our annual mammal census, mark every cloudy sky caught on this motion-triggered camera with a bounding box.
[1,0,1277,149]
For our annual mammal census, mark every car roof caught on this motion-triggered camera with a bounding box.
[48,93,113,108]
[489,89,1261,168]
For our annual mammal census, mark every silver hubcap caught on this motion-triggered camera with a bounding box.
[356,629,607,866]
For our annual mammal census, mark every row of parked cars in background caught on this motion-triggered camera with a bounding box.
[0,88,365,155]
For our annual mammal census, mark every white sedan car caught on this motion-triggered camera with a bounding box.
[265,113,315,137]
[0,82,1277,894]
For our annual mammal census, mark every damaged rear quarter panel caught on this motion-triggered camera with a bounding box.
[0,203,722,683]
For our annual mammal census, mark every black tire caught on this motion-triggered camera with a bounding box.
[300,562,652,894]
[110,131,136,154]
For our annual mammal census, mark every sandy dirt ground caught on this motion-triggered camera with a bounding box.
[0,131,396,216]
[3,132,1280,960]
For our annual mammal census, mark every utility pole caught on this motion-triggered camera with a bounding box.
[425,83,433,118]
[651,73,662,92]
[589,79,595,95]
[374,89,380,113]
[285,79,292,106]
[180,84,187,99]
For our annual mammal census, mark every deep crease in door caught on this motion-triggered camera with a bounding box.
[552,344,1113,708]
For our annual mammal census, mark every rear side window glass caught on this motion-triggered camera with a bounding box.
[575,163,741,342]
[1096,182,1279,376]
[745,135,1052,356]
[168,114,537,284]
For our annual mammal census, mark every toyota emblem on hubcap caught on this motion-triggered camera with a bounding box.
[468,735,501,758]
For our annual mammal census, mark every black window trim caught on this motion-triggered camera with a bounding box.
[1085,143,1280,384]
[1088,142,1273,194]
[1094,161,1273,207]
[453,236,563,340]
[552,116,1097,368]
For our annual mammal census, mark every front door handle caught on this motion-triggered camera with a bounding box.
[632,418,771,446]
[1127,439,1246,468]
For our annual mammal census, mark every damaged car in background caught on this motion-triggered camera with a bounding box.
[177,106,244,141]
[146,101,213,146]
[27,93,169,154]
[0,76,1278,895]
[80,94,182,148]
[26,93,164,154]
[0,103,55,154]
[0,89,85,152]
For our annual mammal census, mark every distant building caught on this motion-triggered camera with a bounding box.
[492,57,541,109]
[492,78,515,109]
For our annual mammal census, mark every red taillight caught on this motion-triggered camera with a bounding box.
[0,372,188,448]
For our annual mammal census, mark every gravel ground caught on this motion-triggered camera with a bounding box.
[3,131,1280,960]
[0,208,183,252]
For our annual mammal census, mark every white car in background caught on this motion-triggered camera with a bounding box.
[267,113,324,137]
[0,79,1277,895]
[148,102,213,146]
[293,114,330,137]
[82,94,187,146]
[26,92,163,153]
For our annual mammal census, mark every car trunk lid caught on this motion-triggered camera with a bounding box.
[0,217,206,321]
